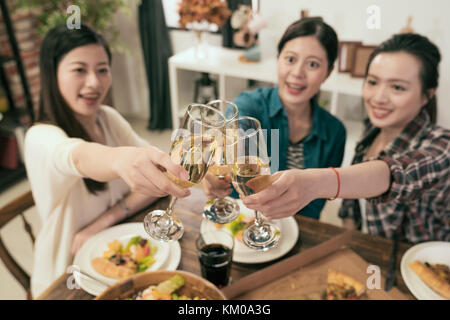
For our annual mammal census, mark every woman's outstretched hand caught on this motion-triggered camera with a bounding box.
[112,146,191,198]
[241,169,317,220]
[201,172,233,199]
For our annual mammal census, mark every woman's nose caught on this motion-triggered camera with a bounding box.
[85,71,100,88]
[290,63,306,79]
[372,85,389,104]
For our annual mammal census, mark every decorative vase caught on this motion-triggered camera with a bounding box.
[194,29,208,60]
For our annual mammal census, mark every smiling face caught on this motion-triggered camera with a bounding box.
[57,44,112,117]
[277,36,330,109]
[363,52,429,132]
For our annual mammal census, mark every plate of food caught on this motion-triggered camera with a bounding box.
[95,270,226,300]
[400,241,450,300]
[73,223,181,295]
[200,199,299,264]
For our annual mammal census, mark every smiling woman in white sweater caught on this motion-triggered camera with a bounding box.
[24,24,190,298]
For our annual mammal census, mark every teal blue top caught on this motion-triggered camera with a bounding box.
[230,86,347,219]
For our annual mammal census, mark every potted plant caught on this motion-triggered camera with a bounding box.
[14,0,130,52]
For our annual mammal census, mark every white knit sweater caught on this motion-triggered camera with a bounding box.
[24,105,148,298]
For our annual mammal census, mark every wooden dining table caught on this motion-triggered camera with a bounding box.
[37,188,415,300]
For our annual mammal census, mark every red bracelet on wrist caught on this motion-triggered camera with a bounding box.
[328,167,340,200]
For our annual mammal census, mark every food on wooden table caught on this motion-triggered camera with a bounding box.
[128,274,200,300]
[214,213,254,242]
[409,261,450,299]
[91,236,158,279]
[326,269,365,300]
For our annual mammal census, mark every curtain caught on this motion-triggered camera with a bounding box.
[222,0,252,48]
[138,0,173,129]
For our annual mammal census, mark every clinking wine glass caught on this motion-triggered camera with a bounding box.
[203,99,240,224]
[144,103,224,241]
[227,116,281,251]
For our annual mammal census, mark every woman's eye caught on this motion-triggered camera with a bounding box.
[74,68,86,73]
[286,56,296,63]
[98,68,109,74]
[392,85,405,91]
[366,79,377,86]
[308,61,319,68]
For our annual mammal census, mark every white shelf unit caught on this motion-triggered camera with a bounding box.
[168,45,365,128]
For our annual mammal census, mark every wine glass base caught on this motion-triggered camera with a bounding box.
[143,209,184,242]
[203,197,240,224]
[243,222,280,251]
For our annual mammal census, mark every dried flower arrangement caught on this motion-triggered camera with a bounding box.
[178,0,231,29]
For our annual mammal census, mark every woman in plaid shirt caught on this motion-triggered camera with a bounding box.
[242,33,449,244]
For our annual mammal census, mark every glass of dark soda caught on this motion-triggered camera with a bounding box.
[196,230,234,288]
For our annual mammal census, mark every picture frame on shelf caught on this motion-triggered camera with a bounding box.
[350,45,377,78]
[338,41,361,73]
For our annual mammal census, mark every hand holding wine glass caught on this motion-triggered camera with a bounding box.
[143,103,224,241]
[201,173,233,199]
[241,169,312,220]
[227,116,281,251]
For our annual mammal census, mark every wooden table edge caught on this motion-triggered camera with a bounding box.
[36,272,68,300]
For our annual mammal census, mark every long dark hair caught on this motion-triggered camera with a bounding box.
[38,24,112,194]
[365,33,440,124]
[277,17,338,72]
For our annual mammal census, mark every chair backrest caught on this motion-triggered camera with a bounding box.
[0,190,35,300]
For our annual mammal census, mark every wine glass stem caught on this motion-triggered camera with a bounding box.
[254,210,263,227]
[167,196,178,217]
[216,175,225,201]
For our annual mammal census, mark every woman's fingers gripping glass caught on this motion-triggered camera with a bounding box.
[242,171,299,219]
[202,172,233,199]
[144,147,191,198]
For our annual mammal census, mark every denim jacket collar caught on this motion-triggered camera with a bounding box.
[270,86,327,141]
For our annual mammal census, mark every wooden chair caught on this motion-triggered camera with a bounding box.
[0,190,35,300]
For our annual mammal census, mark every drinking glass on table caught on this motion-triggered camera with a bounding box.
[203,99,240,224]
[196,229,234,288]
[143,103,224,241]
[227,116,281,251]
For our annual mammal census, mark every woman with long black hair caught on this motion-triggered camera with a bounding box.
[24,24,190,297]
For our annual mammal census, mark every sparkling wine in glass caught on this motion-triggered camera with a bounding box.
[143,103,224,241]
[228,116,281,251]
[203,99,240,224]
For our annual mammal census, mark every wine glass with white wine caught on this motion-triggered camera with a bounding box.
[227,116,281,251]
[144,103,224,241]
[203,99,240,224]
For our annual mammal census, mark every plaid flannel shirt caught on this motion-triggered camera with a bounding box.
[338,109,450,244]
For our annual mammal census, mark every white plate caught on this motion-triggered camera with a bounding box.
[200,200,299,264]
[74,241,181,297]
[400,241,450,300]
[73,223,181,296]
